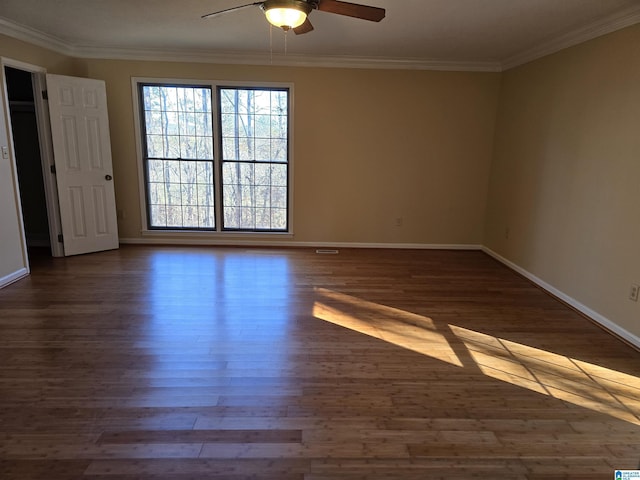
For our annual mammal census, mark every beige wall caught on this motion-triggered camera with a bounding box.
[81,59,500,244]
[0,34,82,75]
[484,25,640,339]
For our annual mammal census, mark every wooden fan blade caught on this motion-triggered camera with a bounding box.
[202,2,262,19]
[317,0,385,22]
[294,18,314,34]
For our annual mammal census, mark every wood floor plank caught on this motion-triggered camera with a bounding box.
[97,429,303,444]
[0,246,639,478]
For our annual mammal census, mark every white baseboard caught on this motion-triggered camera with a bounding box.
[0,267,29,288]
[482,246,640,350]
[119,237,482,251]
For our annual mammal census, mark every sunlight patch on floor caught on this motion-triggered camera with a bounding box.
[451,325,640,425]
[312,288,463,367]
[313,288,640,426]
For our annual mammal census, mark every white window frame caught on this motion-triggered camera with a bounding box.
[131,77,294,238]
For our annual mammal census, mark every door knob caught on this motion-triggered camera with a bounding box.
[105,174,113,181]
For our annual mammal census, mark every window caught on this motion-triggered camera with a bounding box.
[137,81,291,233]
[219,88,289,230]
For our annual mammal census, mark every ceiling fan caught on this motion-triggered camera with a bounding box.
[202,0,386,34]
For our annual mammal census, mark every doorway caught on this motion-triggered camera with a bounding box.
[5,67,50,253]
[3,63,64,258]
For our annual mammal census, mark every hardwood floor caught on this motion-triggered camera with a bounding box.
[0,245,639,479]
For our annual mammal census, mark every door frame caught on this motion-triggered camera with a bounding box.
[1,57,64,257]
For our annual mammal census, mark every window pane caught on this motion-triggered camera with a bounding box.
[146,135,163,158]
[150,204,167,227]
[164,136,180,158]
[194,88,210,112]
[239,163,255,185]
[166,183,182,206]
[255,163,270,185]
[179,111,195,136]
[218,87,288,231]
[145,159,215,229]
[271,186,287,208]
[145,111,162,135]
[163,111,179,135]
[255,208,271,229]
[197,161,213,184]
[271,90,287,115]
[195,112,212,137]
[181,161,197,184]
[220,90,235,114]
[254,115,270,138]
[271,139,287,162]
[161,87,178,112]
[165,160,180,183]
[166,206,183,227]
[149,183,165,204]
[221,113,236,138]
[222,137,237,160]
[270,115,287,139]
[148,159,164,182]
[239,139,255,161]
[197,136,213,160]
[177,87,194,113]
[219,87,288,164]
[253,90,271,114]
[271,208,287,229]
[141,84,215,229]
[198,206,216,228]
[255,138,271,161]
[255,186,270,208]
[222,161,287,231]
[143,86,158,110]
[270,164,287,186]
[239,206,255,229]
[224,205,240,229]
[181,184,197,206]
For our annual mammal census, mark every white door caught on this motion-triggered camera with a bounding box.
[46,74,118,256]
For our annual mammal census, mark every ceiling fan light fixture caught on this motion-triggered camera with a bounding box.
[261,0,312,30]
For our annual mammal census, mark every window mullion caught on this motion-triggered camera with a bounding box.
[211,82,224,233]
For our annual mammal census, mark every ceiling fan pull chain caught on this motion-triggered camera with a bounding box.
[269,24,273,64]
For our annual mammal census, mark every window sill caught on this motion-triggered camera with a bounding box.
[141,229,294,240]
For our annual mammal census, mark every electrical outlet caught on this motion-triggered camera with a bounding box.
[630,284,639,302]
[395,217,403,227]
[1,146,8,160]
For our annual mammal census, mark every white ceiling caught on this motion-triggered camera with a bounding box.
[1,0,640,71]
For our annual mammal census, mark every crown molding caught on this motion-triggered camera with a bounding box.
[502,4,640,70]
[75,45,502,72]
[0,17,72,55]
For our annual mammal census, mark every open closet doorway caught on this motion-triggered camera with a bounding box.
[3,63,64,258]
[3,59,119,261]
